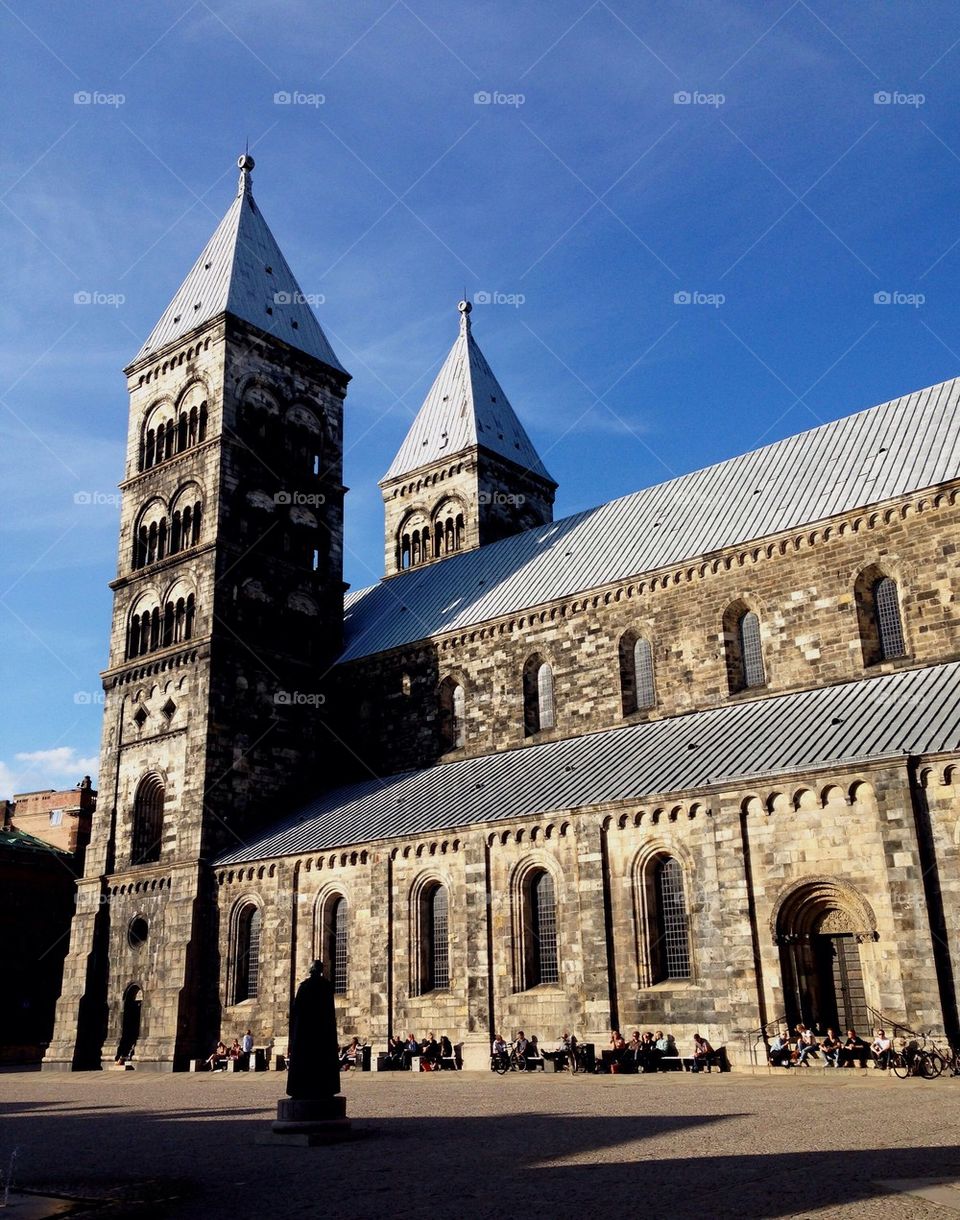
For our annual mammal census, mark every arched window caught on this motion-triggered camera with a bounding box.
[638,853,692,984]
[619,632,655,715]
[523,655,555,736]
[131,773,164,864]
[855,567,906,665]
[319,895,349,994]
[723,602,765,693]
[655,857,691,980]
[234,904,262,1003]
[438,678,465,751]
[416,883,450,993]
[520,868,559,988]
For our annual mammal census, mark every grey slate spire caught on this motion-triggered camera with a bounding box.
[131,154,345,372]
[383,301,553,483]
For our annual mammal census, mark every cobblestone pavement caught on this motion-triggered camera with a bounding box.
[2,1069,959,1219]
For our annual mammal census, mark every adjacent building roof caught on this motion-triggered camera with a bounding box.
[382,302,554,484]
[132,156,346,374]
[215,660,960,864]
[343,374,960,662]
[0,827,72,858]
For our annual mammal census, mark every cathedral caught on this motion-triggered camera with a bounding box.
[45,154,960,1072]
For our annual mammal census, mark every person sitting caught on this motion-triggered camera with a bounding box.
[623,1030,642,1073]
[638,1031,659,1073]
[420,1032,441,1070]
[692,1034,716,1073]
[768,1029,793,1068]
[205,1040,228,1071]
[403,1033,420,1070]
[839,1029,869,1068]
[228,1039,242,1061]
[440,1034,454,1066]
[796,1026,820,1066]
[654,1030,676,1067]
[339,1036,361,1070]
[526,1035,543,1069]
[871,1029,892,1069]
[821,1028,841,1068]
[387,1034,405,1067]
[604,1029,626,1073]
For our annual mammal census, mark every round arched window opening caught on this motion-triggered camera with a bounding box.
[128,917,149,949]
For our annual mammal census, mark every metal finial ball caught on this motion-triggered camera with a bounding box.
[238,153,255,172]
[458,300,472,314]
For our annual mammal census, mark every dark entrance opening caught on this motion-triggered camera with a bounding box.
[776,884,875,1036]
[116,985,142,1061]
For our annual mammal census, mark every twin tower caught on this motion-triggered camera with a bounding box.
[46,156,555,1068]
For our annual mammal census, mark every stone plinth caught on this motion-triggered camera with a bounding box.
[258,1094,352,1146]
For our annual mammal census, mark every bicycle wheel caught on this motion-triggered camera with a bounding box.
[923,1051,945,1078]
[891,1051,911,1078]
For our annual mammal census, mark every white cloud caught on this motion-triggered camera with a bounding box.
[1,747,98,800]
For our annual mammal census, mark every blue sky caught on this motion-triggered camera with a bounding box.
[3,0,960,796]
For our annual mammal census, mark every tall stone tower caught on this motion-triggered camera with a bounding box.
[46,155,350,1070]
[380,301,556,576]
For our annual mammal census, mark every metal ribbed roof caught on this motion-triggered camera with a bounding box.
[343,375,960,662]
[381,303,554,483]
[215,661,960,864]
[132,159,345,373]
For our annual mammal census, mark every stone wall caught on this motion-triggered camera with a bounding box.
[338,489,960,779]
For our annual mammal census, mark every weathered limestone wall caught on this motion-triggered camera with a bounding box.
[339,490,960,779]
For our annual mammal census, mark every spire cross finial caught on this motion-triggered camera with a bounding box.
[237,152,255,198]
[458,298,472,336]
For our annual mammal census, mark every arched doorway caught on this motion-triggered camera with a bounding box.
[773,880,875,1034]
[116,984,142,1062]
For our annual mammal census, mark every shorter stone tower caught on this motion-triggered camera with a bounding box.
[380,301,556,576]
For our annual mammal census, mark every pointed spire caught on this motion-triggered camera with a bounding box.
[382,301,553,484]
[130,152,346,375]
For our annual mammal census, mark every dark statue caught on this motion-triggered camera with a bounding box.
[286,959,341,1099]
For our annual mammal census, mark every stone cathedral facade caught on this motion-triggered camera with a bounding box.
[46,156,960,1072]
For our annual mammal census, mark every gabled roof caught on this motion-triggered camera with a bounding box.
[343,374,960,662]
[382,302,554,483]
[0,827,71,857]
[215,660,960,864]
[131,155,346,374]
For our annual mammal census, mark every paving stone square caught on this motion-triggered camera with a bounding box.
[2,1069,960,1219]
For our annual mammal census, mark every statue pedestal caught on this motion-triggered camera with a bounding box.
[258,1095,352,1146]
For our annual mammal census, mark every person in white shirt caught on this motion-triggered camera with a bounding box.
[871,1029,892,1069]
[241,1030,254,1055]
